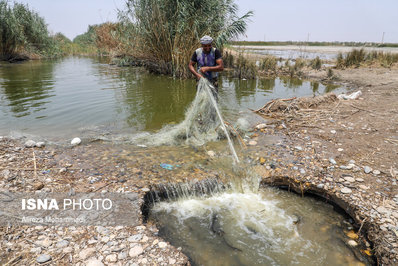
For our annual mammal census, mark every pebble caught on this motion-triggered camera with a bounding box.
[158,242,167,248]
[105,254,117,263]
[85,259,104,266]
[295,146,303,151]
[330,130,337,134]
[79,247,96,260]
[341,187,352,194]
[141,188,150,192]
[256,123,267,129]
[337,148,344,152]
[347,240,358,247]
[63,247,73,253]
[56,239,69,248]
[118,252,128,260]
[59,168,67,173]
[24,140,36,148]
[128,234,142,242]
[329,158,337,165]
[248,140,257,146]
[207,150,216,157]
[344,176,355,183]
[364,166,372,174]
[373,170,381,175]
[71,137,81,146]
[169,258,177,264]
[356,178,364,182]
[377,206,389,214]
[36,254,51,264]
[358,185,369,190]
[299,169,306,174]
[317,184,324,189]
[129,245,144,257]
[36,141,45,148]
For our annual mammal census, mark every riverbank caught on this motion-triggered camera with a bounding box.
[1,66,397,265]
[252,67,398,265]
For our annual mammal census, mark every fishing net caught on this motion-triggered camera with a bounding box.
[137,78,224,146]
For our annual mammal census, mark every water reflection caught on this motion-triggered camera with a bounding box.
[0,60,56,118]
[112,68,197,131]
[0,57,345,138]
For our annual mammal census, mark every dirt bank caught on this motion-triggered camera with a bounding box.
[252,67,398,265]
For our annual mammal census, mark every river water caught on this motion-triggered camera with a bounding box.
[0,56,341,141]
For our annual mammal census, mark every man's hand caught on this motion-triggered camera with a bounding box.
[199,66,209,73]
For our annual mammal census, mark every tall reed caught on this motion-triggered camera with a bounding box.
[0,1,52,59]
[118,0,253,78]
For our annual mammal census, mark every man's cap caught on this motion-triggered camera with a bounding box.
[200,35,213,45]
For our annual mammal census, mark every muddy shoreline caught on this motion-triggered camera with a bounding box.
[1,66,397,265]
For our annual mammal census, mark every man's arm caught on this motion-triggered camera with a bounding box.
[198,58,224,74]
[189,60,204,80]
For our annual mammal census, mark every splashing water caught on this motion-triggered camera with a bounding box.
[136,78,239,163]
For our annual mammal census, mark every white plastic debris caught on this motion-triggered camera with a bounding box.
[337,90,362,100]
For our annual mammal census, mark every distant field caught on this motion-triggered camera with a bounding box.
[233,45,398,55]
[231,41,398,48]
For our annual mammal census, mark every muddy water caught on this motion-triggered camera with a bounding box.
[150,187,369,266]
[0,57,342,140]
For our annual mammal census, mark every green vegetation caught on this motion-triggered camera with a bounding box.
[260,56,277,73]
[118,0,253,77]
[233,53,257,79]
[310,56,322,70]
[336,48,398,68]
[0,0,54,60]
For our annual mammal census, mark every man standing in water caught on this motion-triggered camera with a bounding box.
[188,35,224,97]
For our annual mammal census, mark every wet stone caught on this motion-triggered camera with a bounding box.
[36,141,45,148]
[71,137,81,146]
[25,140,36,148]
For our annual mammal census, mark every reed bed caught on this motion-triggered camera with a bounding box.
[117,0,253,78]
[336,49,398,68]
[0,1,53,60]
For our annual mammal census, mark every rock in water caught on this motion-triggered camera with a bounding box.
[71,137,81,146]
[25,140,36,148]
[35,141,45,148]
